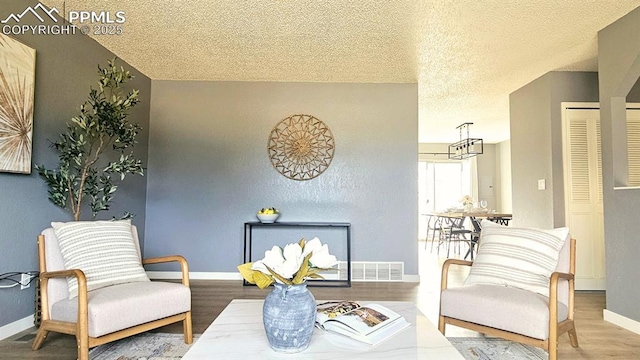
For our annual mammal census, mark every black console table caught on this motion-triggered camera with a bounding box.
[243,221,351,287]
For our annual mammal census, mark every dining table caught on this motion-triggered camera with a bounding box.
[430,211,513,226]
[427,211,513,259]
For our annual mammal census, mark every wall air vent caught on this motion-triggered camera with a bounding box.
[334,261,404,281]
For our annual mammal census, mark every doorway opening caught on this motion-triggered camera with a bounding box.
[418,160,471,251]
[417,159,472,281]
[418,160,470,239]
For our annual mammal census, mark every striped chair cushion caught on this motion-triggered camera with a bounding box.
[52,220,150,299]
[463,220,569,297]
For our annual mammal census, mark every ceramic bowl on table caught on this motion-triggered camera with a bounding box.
[257,213,280,223]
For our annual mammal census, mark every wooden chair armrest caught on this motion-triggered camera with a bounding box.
[38,269,89,326]
[143,255,190,287]
[143,255,187,265]
[441,259,473,291]
[444,258,473,268]
[39,269,86,281]
[548,271,575,324]
[549,271,574,301]
[551,271,574,282]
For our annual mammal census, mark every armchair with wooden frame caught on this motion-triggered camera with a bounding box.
[32,225,193,360]
[439,237,579,360]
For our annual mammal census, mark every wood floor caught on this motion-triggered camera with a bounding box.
[1,242,639,359]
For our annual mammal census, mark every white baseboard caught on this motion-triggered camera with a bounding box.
[603,309,640,335]
[147,271,420,282]
[575,279,606,291]
[404,274,420,283]
[0,315,34,341]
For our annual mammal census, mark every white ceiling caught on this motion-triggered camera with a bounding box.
[42,0,640,143]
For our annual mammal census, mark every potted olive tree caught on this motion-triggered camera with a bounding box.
[36,59,144,220]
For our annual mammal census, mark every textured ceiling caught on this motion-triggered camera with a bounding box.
[41,0,640,143]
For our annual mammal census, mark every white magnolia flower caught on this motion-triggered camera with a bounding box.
[278,243,303,278]
[251,243,304,279]
[303,237,338,268]
[251,245,282,274]
[251,260,269,274]
[245,238,336,286]
[262,245,285,268]
[302,237,322,257]
[310,244,338,268]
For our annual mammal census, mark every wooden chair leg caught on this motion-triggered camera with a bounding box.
[438,316,446,334]
[77,315,89,360]
[183,311,193,344]
[77,334,89,360]
[31,327,48,350]
[568,325,579,347]
[548,338,558,360]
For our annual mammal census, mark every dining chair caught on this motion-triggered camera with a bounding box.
[462,217,482,260]
[434,217,453,255]
[426,215,443,251]
[443,217,473,258]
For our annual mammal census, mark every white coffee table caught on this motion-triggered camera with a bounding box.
[182,299,464,359]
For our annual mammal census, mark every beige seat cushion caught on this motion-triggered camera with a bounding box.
[51,281,191,338]
[440,284,568,340]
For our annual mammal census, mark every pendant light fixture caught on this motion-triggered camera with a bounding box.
[448,122,483,160]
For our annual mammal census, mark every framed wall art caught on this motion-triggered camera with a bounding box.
[0,34,36,174]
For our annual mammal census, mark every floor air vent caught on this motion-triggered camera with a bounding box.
[336,261,404,281]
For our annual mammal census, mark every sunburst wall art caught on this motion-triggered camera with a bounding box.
[0,34,35,174]
[268,114,335,181]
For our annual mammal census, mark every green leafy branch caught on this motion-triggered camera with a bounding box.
[36,58,144,220]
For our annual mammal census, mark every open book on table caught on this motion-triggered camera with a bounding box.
[315,301,410,346]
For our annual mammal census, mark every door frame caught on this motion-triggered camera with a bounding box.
[560,102,640,290]
[561,102,601,290]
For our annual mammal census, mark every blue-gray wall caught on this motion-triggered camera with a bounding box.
[0,0,150,329]
[598,6,640,323]
[145,81,419,275]
[509,72,599,228]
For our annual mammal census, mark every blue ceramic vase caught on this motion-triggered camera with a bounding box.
[263,282,316,353]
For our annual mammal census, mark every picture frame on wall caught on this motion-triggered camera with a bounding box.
[0,34,36,174]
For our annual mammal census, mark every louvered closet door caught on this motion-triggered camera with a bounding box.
[564,109,604,290]
[628,110,640,186]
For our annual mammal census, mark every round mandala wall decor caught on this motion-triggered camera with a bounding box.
[268,114,335,181]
